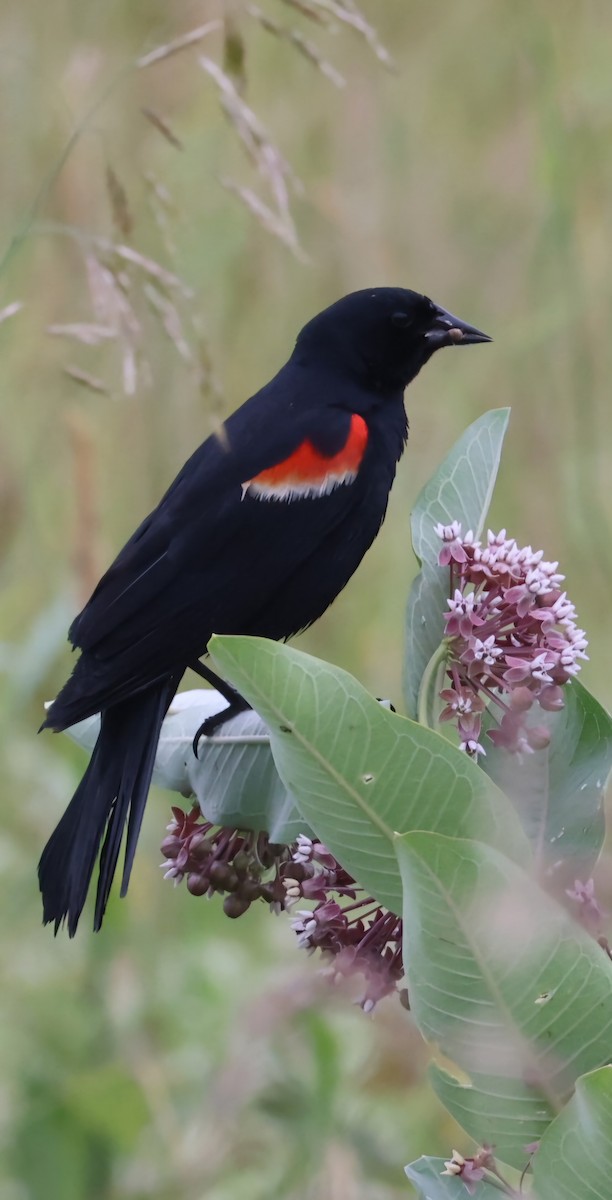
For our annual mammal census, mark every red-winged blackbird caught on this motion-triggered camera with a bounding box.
[39,288,490,934]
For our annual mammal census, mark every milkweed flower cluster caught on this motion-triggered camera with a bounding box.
[162,814,405,1011]
[435,522,588,759]
[285,834,404,1012]
[160,805,288,917]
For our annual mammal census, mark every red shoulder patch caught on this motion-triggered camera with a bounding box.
[243,414,368,501]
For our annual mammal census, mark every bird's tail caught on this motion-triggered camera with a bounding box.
[39,677,178,935]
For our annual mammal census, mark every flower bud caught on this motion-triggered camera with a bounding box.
[237,855,255,880]
[240,879,264,902]
[223,894,251,919]
[186,872,209,896]
[188,832,213,862]
[160,835,182,858]
[510,686,534,712]
[539,684,565,712]
[527,725,551,750]
[208,861,233,888]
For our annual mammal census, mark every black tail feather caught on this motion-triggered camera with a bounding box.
[38,677,178,935]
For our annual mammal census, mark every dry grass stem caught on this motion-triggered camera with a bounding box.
[59,253,147,396]
[85,254,119,322]
[63,366,110,394]
[39,223,194,298]
[121,342,138,396]
[141,107,184,150]
[200,55,303,253]
[136,20,222,69]
[190,316,225,409]
[143,174,175,212]
[85,259,143,396]
[106,165,134,237]
[111,242,193,298]
[47,323,117,346]
[143,283,193,364]
[304,0,394,68]
[247,4,346,87]
[278,0,329,23]
[144,173,178,256]
[220,176,306,257]
[223,16,247,94]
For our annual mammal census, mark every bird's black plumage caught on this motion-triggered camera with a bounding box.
[39,287,490,933]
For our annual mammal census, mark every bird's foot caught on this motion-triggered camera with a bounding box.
[192,696,251,758]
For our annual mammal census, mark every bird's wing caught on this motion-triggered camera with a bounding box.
[69,368,370,672]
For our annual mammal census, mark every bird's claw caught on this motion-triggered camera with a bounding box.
[192,698,250,758]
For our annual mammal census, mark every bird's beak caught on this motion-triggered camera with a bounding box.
[425,305,492,350]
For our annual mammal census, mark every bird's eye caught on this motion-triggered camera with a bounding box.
[390,311,411,329]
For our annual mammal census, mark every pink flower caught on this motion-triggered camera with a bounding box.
[441,1150,485,1194]
[435,520,473,565]
[503,651,556,686]
[439,686,485,723]
[441,1146,496,1195]
[435,522,587,760]
[444,589,485,637]
[566,878,603,929]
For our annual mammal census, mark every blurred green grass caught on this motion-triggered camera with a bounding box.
[1,2,612,1196]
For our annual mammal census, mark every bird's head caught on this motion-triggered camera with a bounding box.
[293,287,491,391]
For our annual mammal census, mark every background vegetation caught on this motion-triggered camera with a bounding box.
[1,2,611,1196]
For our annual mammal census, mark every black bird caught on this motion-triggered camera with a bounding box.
[39,287,490,933]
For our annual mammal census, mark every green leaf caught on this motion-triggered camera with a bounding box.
[482,679,611,884]
[404,408,510,719]
[428,1064,554,1172]
[404,1156,501,1199]
[64,688,310,843]
[209,636,528,914]
[533,1066,612,1200]
[396,831,612,1166]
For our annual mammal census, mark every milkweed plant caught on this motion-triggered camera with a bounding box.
[67,410,612,1199]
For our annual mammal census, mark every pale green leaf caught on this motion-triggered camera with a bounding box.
[533,1066,612,1200]
[482,678,611,883]
[404,408,510,719]
[396,831,612,1166]
[428,1064,554,1172]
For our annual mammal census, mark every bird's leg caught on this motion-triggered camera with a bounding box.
[189,659,245,706]
[188,659,251,757]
